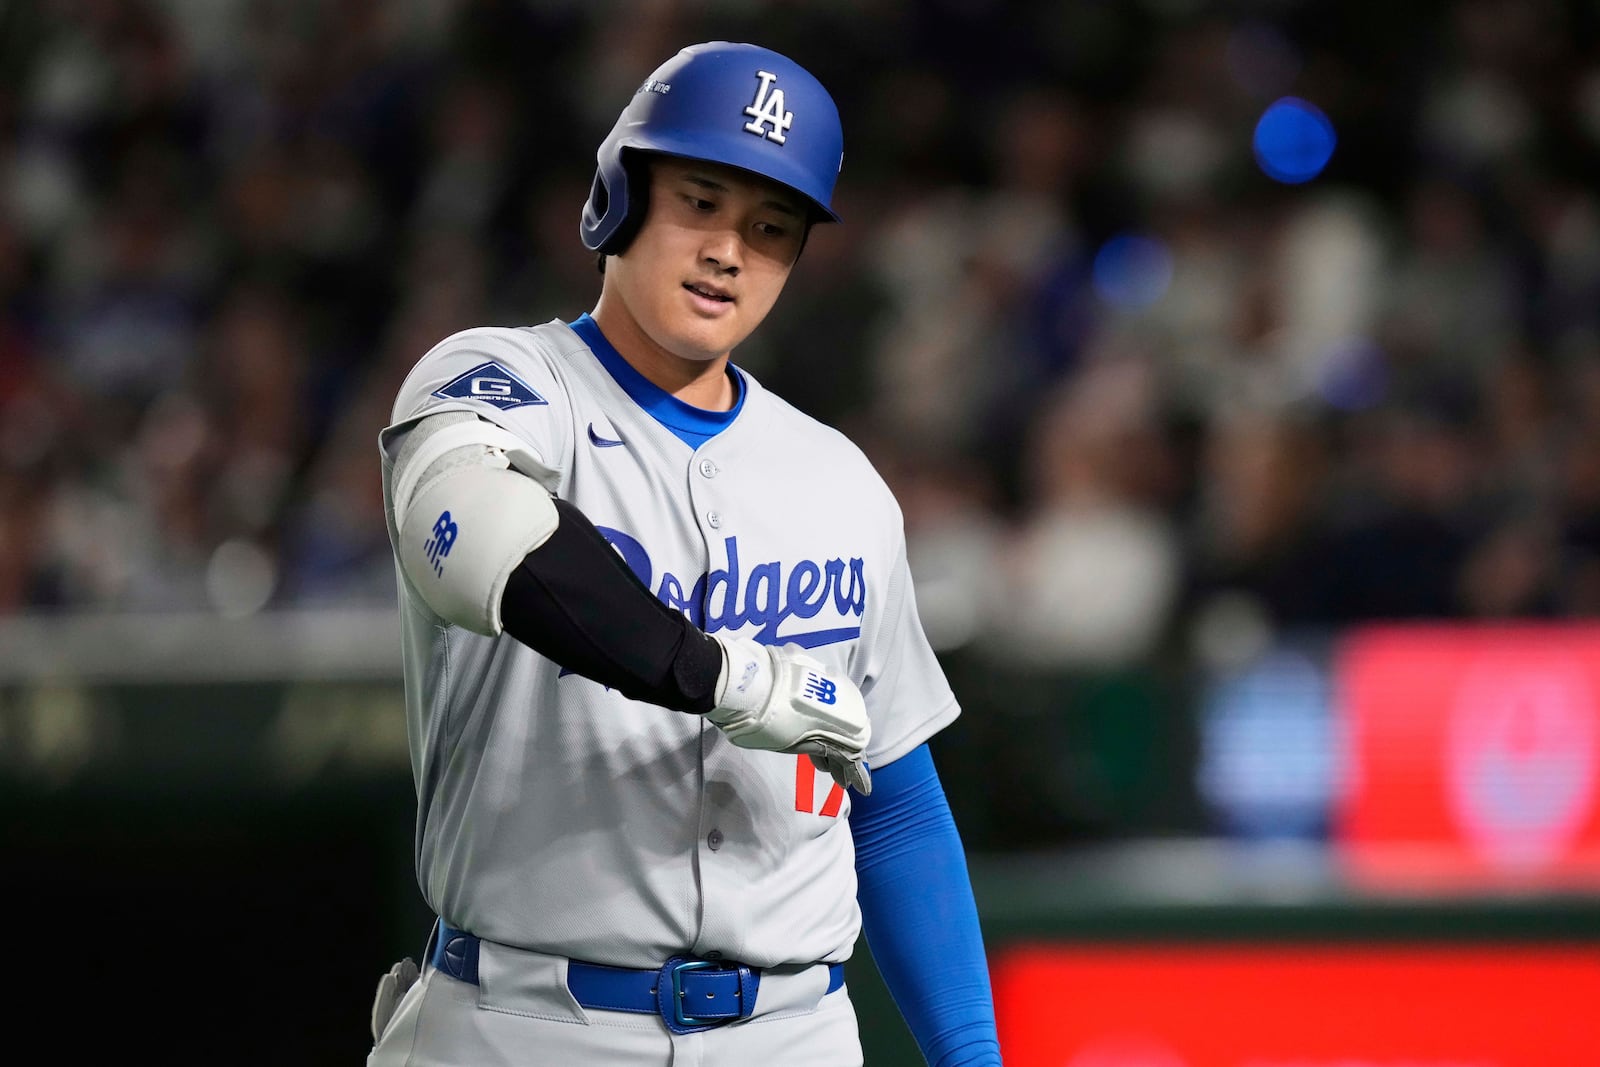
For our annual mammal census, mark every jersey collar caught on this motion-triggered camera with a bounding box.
[568,314,744,443]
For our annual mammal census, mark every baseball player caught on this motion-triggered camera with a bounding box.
[367,42,1001,1066]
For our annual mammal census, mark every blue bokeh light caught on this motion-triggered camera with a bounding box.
[1091,233,1174,309]
[1253,97,1336,184]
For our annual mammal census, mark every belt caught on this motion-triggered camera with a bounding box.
[429,921,845,1035]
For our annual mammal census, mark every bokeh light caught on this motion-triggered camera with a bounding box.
[1253,97,1337,184]
[1091,233,1174,309]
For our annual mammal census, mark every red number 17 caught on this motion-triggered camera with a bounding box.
[794,753,845,818]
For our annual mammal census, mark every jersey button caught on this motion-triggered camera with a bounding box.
[707,828,724,851]
[706,510,722,529]
[699,458,719,478]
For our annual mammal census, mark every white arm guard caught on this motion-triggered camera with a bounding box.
[393,416,559,636]
[392,417,556,526]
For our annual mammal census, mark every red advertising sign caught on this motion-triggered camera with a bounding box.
[1336,626,1600,889]
[993,943,1600,1067]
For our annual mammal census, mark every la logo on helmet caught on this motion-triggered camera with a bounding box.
[742,70,793,144]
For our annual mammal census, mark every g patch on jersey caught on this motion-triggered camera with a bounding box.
[433,361,548,410]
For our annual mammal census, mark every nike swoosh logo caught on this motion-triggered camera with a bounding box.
[587,423,625,448]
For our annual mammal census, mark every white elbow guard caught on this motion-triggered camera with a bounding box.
[397,462,558,636]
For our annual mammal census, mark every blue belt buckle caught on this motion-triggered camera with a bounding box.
[663,957,740,1032]
[672,958,728,1028]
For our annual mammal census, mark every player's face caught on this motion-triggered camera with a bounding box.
[604,157,807,365]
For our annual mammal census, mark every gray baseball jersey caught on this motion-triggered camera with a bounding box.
[379,319,958,971]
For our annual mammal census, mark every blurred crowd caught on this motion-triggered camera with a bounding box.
[4,0,1600,835]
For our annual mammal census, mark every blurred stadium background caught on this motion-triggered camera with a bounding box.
[4,0,1600,1063]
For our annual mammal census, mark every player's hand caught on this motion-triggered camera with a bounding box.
[707,635,872,794]
[805,745,872,795]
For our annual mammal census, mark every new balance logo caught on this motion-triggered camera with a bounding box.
[742,70,792,144]
[424,511,458,576]
[802,672,838,705]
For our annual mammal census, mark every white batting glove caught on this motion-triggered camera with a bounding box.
[707,634,872,795]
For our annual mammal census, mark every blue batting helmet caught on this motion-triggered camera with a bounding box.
[580,42,844,255]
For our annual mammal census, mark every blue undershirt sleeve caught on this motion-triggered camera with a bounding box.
[849,743,1001,1067]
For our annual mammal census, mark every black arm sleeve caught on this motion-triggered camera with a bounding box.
[499,497,723,713]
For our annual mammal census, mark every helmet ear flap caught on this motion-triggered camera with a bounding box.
[582,145,628,254]
[600,151,652,257]
[586,170,609,225]
[581,164,616,254]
